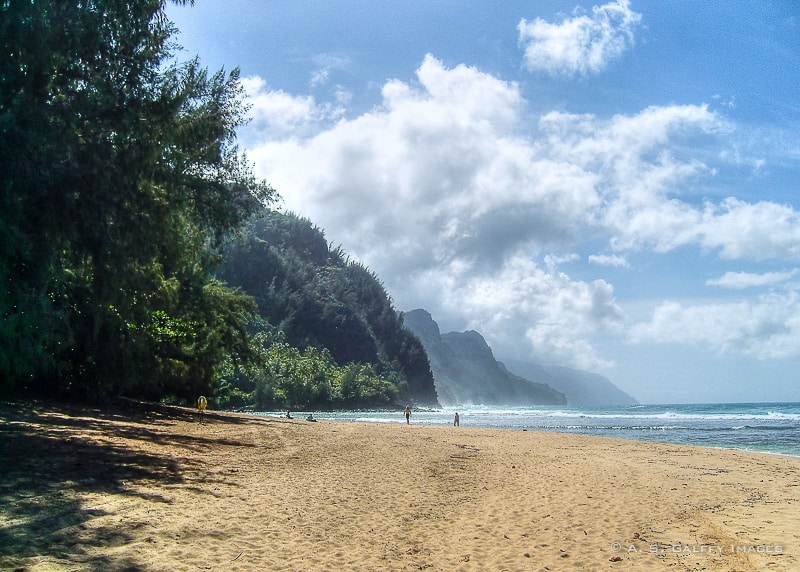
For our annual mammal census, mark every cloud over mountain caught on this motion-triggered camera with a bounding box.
[241,52,800,373]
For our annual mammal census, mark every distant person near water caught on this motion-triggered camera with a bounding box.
[306,413,316,422]
[454,412,459,426]
[404,406,411,424]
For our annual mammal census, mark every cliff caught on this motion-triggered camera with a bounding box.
[402,309,565,406]
[403,308,639,407]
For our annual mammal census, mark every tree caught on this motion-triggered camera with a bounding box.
[0,0,274,399]
[217,210,440,407]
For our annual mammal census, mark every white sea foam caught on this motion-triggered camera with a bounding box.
[254,402,800,456]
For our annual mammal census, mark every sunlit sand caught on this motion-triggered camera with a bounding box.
[1,401,798,571]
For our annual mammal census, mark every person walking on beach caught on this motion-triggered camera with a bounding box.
[453,412,459,426]
[404,405,411,424]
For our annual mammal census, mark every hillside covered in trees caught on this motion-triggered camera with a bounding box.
[0,0,436,410]
[215,211,439,409]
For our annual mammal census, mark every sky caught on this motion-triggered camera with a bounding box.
[167,0,800,404]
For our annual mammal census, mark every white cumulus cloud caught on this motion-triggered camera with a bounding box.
[242,54,800,368]
[439,254,624,369]
[518,0,642,77]
[628,288,800,359]
[240,76,345,142]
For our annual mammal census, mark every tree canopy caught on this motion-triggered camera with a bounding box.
[1,0,274,400]
[1,1,438,410]
[216,211,439,409]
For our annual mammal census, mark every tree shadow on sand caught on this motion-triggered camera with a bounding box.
[0,400,273,571]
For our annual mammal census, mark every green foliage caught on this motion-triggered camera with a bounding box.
[0,1,434,410]
[237,337,398,410]
[1,1,274,400]
[217,210,439,408]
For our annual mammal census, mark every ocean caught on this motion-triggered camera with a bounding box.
[257,402,800,458]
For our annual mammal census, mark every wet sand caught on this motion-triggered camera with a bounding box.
[1,400,798,571]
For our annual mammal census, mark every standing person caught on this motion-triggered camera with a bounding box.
[453,412,460,426]
[404,405,411,424]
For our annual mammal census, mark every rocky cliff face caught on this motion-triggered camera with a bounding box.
[403,308,639,407]
[402,309,565,406]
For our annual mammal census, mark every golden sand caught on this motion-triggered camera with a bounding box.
[1,401,798,571]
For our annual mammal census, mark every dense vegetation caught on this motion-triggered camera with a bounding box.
[2,0,277,401]
[1,0,437,410]
[215,212,439,409]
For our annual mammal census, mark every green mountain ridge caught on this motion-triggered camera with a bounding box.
[217,211,439,408]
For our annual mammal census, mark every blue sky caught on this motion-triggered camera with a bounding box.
[168,1,800,404]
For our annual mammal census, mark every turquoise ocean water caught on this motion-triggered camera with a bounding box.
[257,403,800,457]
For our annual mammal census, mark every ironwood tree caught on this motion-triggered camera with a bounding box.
[0,0,274,400]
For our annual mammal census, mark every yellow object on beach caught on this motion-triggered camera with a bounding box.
[197,396,208,411]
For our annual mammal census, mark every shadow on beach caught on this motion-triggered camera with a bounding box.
[0,399,272,571]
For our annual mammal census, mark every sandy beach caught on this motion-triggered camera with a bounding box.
[1,401,798,571]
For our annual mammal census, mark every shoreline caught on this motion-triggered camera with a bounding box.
[2,400,799,571]
[250,403,800,459]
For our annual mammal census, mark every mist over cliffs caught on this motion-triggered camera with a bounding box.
[402,309,564,406]
[402,309,638,407]
[503,361,639,407]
